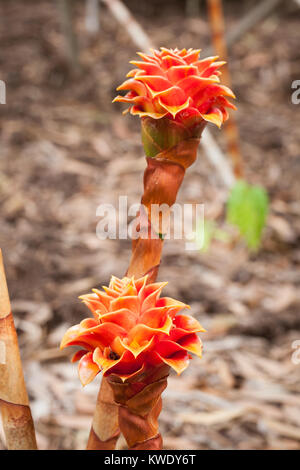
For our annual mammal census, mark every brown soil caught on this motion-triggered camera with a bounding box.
[0,0,300,450]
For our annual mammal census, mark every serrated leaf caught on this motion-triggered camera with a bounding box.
[227,180,269,251]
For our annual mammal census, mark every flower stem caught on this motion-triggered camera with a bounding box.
[87,121,205,450]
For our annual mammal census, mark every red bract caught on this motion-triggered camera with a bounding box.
[113,47,236,128]
[61,275,205,385]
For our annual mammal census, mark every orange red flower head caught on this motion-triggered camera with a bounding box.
[61,275,205,385]
[113,47,236,128]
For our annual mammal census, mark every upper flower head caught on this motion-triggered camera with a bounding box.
[61,275,205,385]
[113,47,236,128]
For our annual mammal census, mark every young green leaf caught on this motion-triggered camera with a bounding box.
[227,180,269,251]
[196,219,230,252]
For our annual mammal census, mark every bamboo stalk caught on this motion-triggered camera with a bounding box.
[0,249,37,450]
[206,0,244,179]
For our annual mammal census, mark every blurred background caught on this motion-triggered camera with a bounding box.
[0,0,300,450]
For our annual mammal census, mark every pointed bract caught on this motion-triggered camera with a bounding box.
[114,47,235,127]
[61,276,205,383]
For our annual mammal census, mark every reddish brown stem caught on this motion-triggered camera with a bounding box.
[87,123,204,450]
[0,249,37,450]
[108,365,169,449]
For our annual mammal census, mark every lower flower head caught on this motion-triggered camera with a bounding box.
[61,275,205,385]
